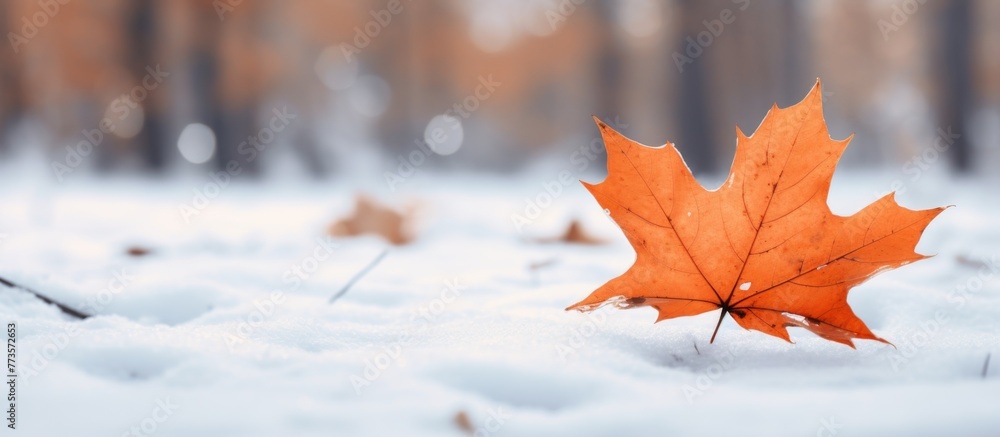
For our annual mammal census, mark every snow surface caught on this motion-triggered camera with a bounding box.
[1,166,999,436]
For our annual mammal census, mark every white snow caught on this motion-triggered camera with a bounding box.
[1,168,998,436]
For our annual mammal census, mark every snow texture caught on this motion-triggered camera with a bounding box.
[1,167,998,436]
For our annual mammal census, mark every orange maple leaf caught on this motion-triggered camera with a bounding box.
[567,81,945,347]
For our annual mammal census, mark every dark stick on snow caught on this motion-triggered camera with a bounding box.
[983,353,991,379]
[329,249,388,304]
[0,275,90,319]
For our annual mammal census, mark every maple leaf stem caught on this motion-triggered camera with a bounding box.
[710,308,727,344]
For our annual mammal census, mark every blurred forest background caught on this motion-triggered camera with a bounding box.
[0,0,997,179]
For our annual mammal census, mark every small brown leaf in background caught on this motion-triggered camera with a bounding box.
[328,194,415,245]
[126,246,152,257]
[453,411,474,435]
[534,219,606,245]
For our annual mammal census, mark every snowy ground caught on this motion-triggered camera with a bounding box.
[1,165,998,436]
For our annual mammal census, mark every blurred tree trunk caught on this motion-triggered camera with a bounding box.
[0,2,24,153]
[595,0,624,123]
[938,0,973,172]
[130,0,166,171]
[192,33,222,170]
[671,0,716,174]
[778,1,809,105]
